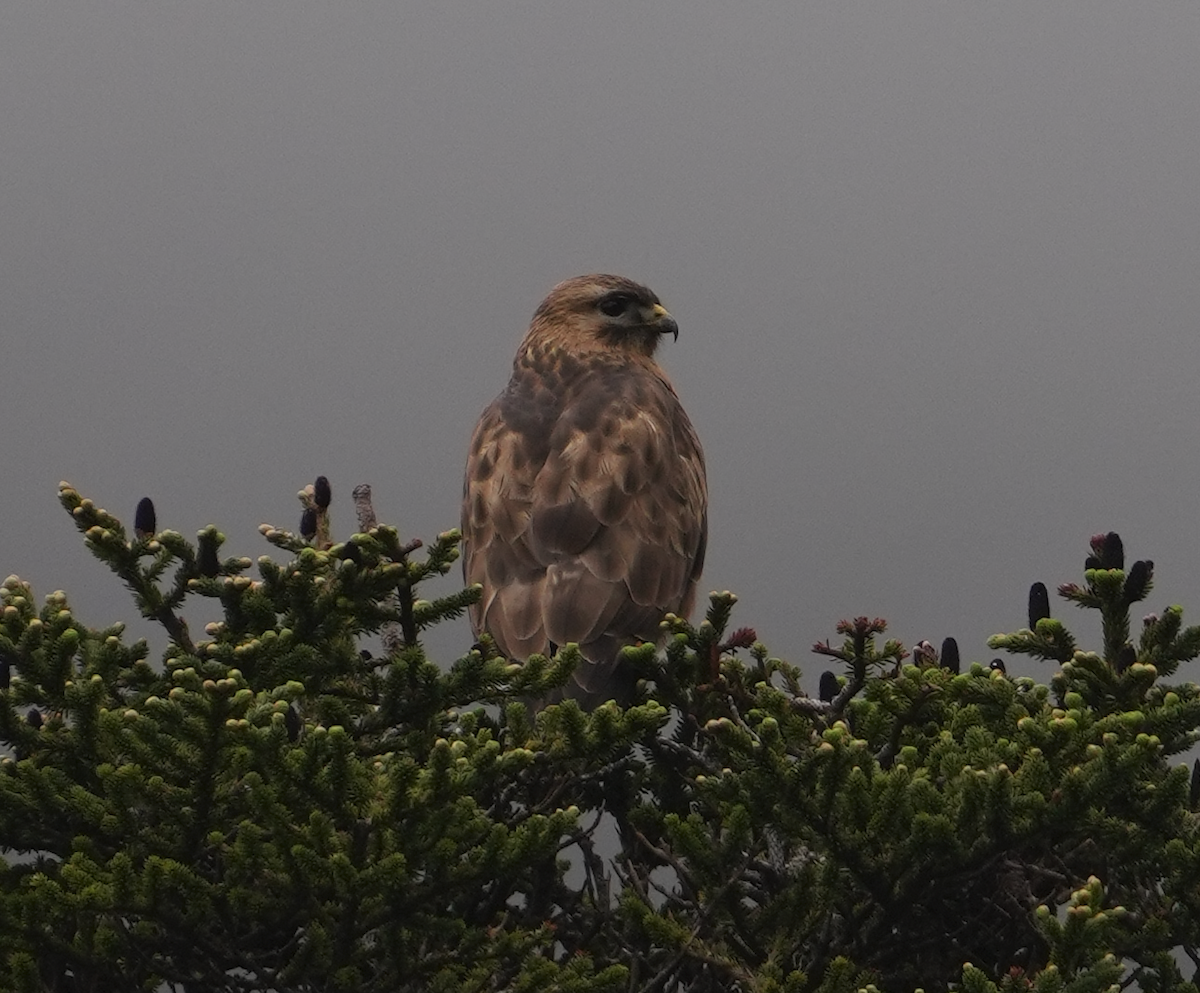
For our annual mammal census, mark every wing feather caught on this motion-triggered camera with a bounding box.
[530,369,706,639]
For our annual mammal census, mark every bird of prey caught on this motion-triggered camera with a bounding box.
[462,274,708,708]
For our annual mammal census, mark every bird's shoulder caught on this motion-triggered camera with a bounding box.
[465,342,703,556]
[476,344,690,463]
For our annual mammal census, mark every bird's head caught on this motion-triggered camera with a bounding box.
[528,274,679,358]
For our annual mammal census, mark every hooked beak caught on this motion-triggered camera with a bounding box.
[648,303,679,341]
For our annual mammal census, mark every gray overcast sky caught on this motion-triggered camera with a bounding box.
[3,2,1200,680]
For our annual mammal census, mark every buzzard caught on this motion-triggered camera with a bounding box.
[462,274,708,707]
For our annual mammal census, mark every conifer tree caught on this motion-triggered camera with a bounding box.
[3,485,1200,993]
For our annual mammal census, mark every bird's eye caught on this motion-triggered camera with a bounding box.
[597,293,630,317]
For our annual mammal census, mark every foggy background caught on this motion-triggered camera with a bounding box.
[3,2,1199,684]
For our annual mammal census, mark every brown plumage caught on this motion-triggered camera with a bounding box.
[462,274,708,707]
